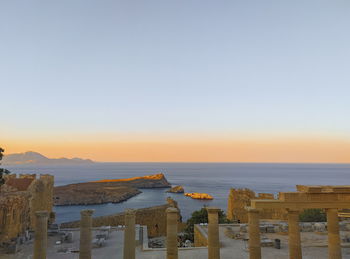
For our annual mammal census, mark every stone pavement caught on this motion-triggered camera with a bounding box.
[1,226,350,259]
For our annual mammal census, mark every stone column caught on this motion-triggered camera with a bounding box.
[327,208,342,259]
[207,207,220,259]
[248,208,261,259]
[79,209,94,259]
[166,207,179,259]
[287,209,302,259]
[123,209,136,259]
[33,211,48,259]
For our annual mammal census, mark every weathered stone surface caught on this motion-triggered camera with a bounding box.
[301,223,313,232]
[0,191,31,243]
[313,223,326,232]
[167,185,184,193]
[61,198,181,238]
[0,174,54,243]
[54,173,170,206]
[227,188,287,223]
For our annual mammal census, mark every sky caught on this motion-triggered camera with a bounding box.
[0,0,349,162]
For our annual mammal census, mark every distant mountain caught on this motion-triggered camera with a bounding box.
[2,151,94,165]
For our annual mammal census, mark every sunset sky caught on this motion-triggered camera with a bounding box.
[1,1,349,163]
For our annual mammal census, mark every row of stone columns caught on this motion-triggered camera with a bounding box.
[33,206,222,259]
[247,208,342,259]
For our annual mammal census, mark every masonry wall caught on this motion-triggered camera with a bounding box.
[194,224,207,247]
[0,174,54,243]
[227,188,287,223]
[61,199,180,237]
[0,192,31,242]
[27,174,54,229]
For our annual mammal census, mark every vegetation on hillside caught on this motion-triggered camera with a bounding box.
[184,207,230,241]
[0,147,11,185]
[299,209,326,222]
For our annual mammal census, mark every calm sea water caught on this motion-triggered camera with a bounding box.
[4,163,350,223]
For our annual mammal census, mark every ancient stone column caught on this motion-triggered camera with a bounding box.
[327,208,342,259]
[166,207,179,259]
[287,209,302,259]
[79,209,94,259]
[247,208,261,259]
[33,211,48,259]
[123,209,136,259]
[207,207,220,259]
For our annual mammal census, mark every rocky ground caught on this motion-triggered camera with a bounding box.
[3,226,350,259]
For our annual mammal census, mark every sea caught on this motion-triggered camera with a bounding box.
[4,163,350,224]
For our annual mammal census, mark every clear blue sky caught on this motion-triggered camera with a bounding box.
[1,0,349,139]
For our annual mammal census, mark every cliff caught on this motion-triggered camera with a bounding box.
[54,184,141,205]
[91,173,171,188]
[54,173,171,206]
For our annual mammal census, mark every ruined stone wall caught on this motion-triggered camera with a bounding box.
[61,199,180,237]
[0,191,31,243]
[227,188,255,223]
[0,174,54,243]
[194,224,207,247]
[27,174,54,229]
[227,188,287,223]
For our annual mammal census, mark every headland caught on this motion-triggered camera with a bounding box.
[54,173,171,206]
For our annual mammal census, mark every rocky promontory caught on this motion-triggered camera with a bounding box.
[54,173,171,206]
[167,185,184,193]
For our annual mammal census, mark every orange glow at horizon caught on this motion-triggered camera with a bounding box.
[2,135,350,163]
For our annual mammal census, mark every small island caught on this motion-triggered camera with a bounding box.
[167,185,184,193]
[184,192,214,200]
[54,173,171,205]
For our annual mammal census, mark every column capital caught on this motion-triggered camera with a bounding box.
[80,209,94,217]
[166,207,179,214]
[35,211,49,218]
[207,207,220,214]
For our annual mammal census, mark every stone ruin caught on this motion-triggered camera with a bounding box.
[247,185,350,259]
[2,180,350,259]
[227,188,287,223]
[0,174,54,244]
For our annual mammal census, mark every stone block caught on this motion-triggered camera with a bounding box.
[266,225,275,233]
[274,226,281,233]
[339,222,348,231]
[6,243,18,254]
[261,238,274,247]
[313,223,326,232]
[301,223,313,232]
[239,224,247,233]
[280,223,288,232]
[259,226,267,233]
